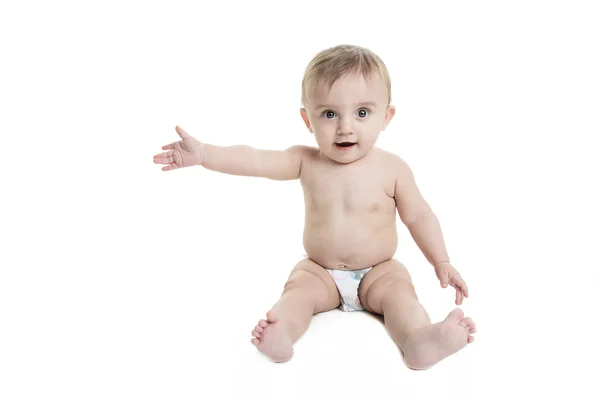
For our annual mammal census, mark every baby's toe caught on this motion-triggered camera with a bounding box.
[460,317,476,333]
[251,338,259,346]
[469,321,477,333]
[266,310,280,322]
[255,325,264,333]
[468,336,475,343]
[259,319,268,328]
[252,329,261,338]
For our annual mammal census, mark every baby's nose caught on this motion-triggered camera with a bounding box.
[337,117,354,135]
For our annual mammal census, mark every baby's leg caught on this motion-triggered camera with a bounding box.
[251,258,340,362]
[358,259,476,369]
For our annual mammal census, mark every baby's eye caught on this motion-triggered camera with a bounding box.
[357,108,369,118]
[322,110,337,119]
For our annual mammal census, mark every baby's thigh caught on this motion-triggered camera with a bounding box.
[357,259,416,314]
[285,258,340,313]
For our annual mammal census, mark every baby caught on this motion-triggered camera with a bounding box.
[153,44,476,369]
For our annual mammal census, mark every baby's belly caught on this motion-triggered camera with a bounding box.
[303,216,398,271]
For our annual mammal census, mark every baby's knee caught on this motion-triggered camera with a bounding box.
[377,275,418,304]
[387,276,416,294]
[283,269,323,292]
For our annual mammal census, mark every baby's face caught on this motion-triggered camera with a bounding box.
[301,73,395,164]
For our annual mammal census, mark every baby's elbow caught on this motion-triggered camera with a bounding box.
[402,206,433,227]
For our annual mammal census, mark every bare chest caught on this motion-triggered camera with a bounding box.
[300,154,396,215]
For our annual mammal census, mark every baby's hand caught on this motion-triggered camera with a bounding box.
[153,126,204,171]
[434,262,469,305]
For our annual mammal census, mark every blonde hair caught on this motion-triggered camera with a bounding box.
[301,44,391,106]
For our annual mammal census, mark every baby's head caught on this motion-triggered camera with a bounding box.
[300,45,395,164]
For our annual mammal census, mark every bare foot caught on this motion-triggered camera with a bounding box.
[250,309,294,362]
[402,308,476,370]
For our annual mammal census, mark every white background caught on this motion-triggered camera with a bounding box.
[1,1,599,399]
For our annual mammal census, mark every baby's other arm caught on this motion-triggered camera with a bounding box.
[394,156,469,304]
[394,157,450,267]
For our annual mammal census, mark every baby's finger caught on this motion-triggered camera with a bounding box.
[453,282,467,303]
[176,125,191,139]
[162,163,178,171]
[154,155,174,165]
[154,151,173,159]
[450,274,465,290]
[439,271,449,288]
[456,280,468,299]
[455,289,463,305]
[162,141,179,150]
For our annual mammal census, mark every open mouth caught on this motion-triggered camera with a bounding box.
[335,142,356,150]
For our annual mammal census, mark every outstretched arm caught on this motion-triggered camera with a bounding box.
[202,143,306,181]
[154,126,307,181]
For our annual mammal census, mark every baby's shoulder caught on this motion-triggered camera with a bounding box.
[373,147,408,170]
[286,144,320,162]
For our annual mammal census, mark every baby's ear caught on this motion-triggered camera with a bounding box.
[300,108,313,133]
[383,105,396,130]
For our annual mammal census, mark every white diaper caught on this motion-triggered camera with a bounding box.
[327,267,373,312]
